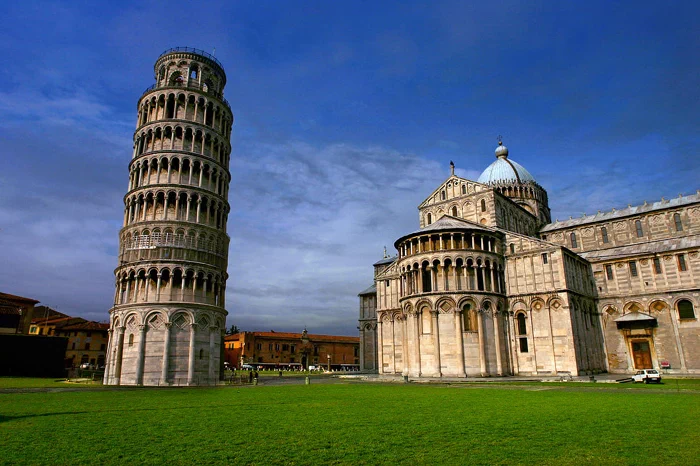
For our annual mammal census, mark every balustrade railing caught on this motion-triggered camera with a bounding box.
[157,47,224,68]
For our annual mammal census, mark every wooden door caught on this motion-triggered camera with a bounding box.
[632,341,652,369]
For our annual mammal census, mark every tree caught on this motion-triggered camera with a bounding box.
[225,324,241,335]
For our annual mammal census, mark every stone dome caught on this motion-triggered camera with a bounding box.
[477,142,536,185]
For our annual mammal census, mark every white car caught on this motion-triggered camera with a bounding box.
[632,369,661,384]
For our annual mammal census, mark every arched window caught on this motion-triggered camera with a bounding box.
[462,303,475,331]
[427,213,432,225]
[677,300,695,319]
[441,190,446,200]
[199,348,204,359]
[480,199,486,212]
[421,309,432,334]
[509,243,515,254]
[516,313,528,352]
[128,334,134,347]
[570,232,578,248]
[451,206,458,216]
[189,65,199,79]
[601,227,609,243]
[635,220,643,238]
[673,213,683,232]
[462,185,466,194]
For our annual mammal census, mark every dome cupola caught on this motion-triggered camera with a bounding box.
[477,140,536,185]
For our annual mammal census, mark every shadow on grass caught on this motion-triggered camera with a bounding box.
[0,403,228,425]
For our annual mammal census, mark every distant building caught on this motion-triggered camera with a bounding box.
[56,321,110,368]
[224,329,360,370]
[360,141,699,377]
[0,292,39,335]
[29,308,84,337]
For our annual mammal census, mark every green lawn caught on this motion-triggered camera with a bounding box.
[1,382,698,465]
[0,377,103,389]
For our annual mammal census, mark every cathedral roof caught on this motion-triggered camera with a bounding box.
[358,284,376,296]
[578,234,700,261]
[373,257,397,266]
[477,142,536,185]
[394,215,497,247]
[541,191,700,232]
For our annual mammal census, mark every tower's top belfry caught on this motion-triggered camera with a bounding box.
[152,47,227,97]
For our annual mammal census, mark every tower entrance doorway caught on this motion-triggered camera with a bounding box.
[631,340,652,369]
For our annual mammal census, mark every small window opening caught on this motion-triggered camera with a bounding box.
[128,334,134,347]
[541,253,548,264]
[570,232,578,248]
[677,254,687,272]
[601,227,609,243]
[480,199,486,212]
[510,244,515,254]
[462,185,466,194]
[635,220,644,238]
[653,257,662,274]
[451,206,458,216]
[629,261,638,277]
[674,213,683,232]
[605,264,613,280]
[677,299,695,319]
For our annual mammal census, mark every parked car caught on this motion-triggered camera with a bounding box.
[632,369,662,384]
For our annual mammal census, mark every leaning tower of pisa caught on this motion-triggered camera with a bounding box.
[104,48,233,386]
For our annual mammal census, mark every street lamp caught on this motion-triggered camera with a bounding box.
[327,354,331,372]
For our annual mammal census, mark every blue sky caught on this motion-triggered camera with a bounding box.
[0,1,697,335]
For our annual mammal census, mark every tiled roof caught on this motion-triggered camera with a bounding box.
[541,191,700,232]
[226,331,359,343]
[578,235,700,261]
[0,292,40,305]
[358,284,376,296]
[60,321,110,331]
[395,215,496,247]
[373,257,397,266]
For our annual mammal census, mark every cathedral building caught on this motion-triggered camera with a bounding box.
[359,141,699,377]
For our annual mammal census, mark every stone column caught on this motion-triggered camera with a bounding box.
[103,329,114,384]
[431,310,441,377]
[161,323,172,384]
[477,310,487,376]
[390,317,396,374]
[209,325,218,384]
[402,316,409,376]
[135,324,147,385]
[454,310,466,377]
[359,326,365,371]
[187,322,197,385]
[414,313,422,377]
[124,278,131,304]
[493,311,503,376]
[156,273,162,302]
[113,326,125,385]
[377,319,384,374]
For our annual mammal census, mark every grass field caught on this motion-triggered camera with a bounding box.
[1,380,699,465]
